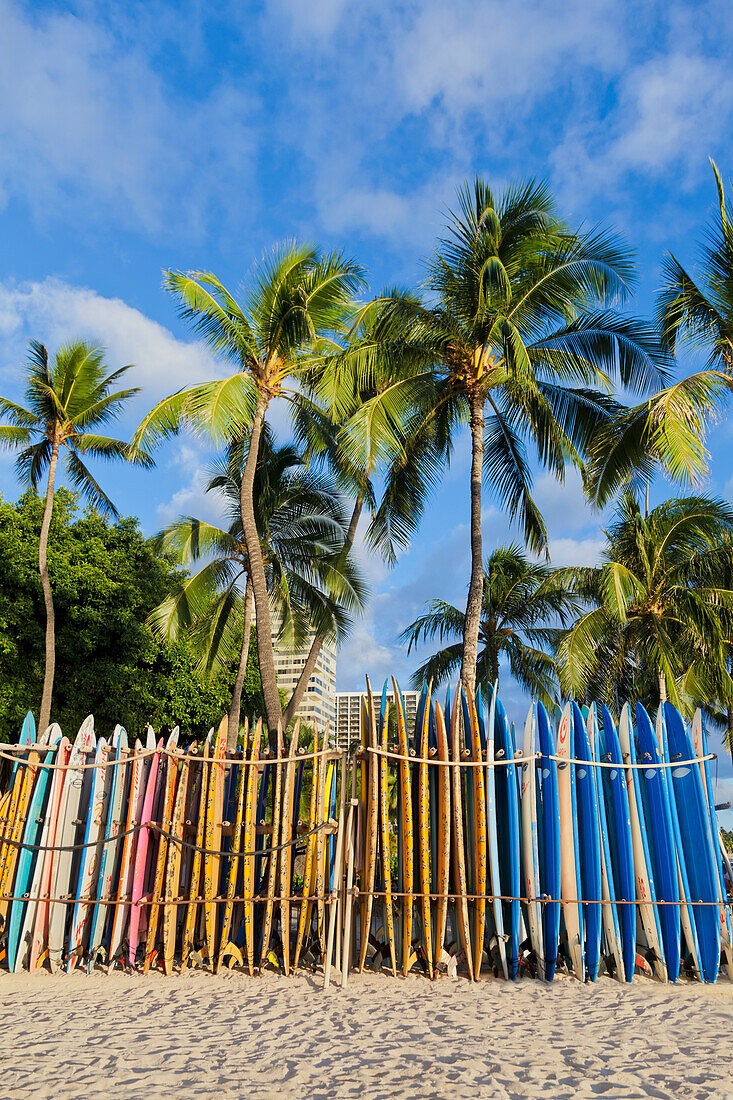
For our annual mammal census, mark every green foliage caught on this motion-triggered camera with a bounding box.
[556,493,733,716]
[401,545,583,708]
[0,490,262,739]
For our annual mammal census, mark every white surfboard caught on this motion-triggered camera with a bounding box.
[48,716,96,972]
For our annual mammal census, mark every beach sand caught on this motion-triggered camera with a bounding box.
[2,969,732,1099]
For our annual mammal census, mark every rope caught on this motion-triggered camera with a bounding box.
[351,889,733,908]
[364,745,716,769]
[0,745,342,769]
[0,891,338,907]
[365,746,539,766]
[0,819,331,857]
[548,753,716,769]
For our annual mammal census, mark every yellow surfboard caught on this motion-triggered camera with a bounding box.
[260,723,283,968]
[217,742,248,972]
[417,683,434,979]
[242,721,260,975]
[162,747,192,974]
[143,746,180,972]
[358,680,379,972]
[204,717,228,963]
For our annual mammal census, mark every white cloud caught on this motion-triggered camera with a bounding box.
[0,1,258,235]
[552,51,733,205]
[0,278,221,416]
[546,537,605,567]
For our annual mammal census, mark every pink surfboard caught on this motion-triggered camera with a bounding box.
[127,738,162,967]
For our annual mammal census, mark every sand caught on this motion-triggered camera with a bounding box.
[1,969,731,1099]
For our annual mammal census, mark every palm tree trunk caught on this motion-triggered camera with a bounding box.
[282,495,364,729]
[38,438,60,731]
[227,578,253,751]
[461,389,485,696]
[658,670,667,704]
[238,393,283,742]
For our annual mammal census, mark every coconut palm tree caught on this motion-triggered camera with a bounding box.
[133,244,365,733]
[149,428,365,748]
[556,493,733,715]
[337,178,667,696]
[0,340,151,728]
[587,162,733,510]
[400,544,582,709]
[659,160,733,375]
[284,294,449,727]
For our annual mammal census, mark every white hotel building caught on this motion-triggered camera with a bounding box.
[335,688,420,751]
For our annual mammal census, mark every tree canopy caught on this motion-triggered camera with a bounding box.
[0,489,263,738]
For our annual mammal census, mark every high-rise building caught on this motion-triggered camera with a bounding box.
[272,629,337,732]
[335,688,420,751]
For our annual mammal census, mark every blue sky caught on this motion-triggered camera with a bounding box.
[2,0,733,814]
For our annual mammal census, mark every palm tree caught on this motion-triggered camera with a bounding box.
[400,545,582,709]
[285,295,449,727]
[556,493,733,715]
[659,160,733,375]
[339,178,666,695]
[149,428,365,748]
[133,244,364,734]
[0,340,151,729]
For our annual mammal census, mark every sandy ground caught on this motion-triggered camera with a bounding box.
[1,968,732,1099]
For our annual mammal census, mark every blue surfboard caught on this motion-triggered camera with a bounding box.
[635,703,680,981]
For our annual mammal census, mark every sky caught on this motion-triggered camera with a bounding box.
[2,0,733,815]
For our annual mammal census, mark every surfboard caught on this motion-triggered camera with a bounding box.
[48,716,96,973]
[635,703,680,981]
[392,677,415,975]
[108,738,147,969]
[691,708,733,978]
[493,699,519,979]
[217,746,247,972]
[536,701,561,981]
[520,704,544,978]
[618,703,667,982]
[556,702,584,980]
[128,737,163,968]
[572,701,602,981]
[664,704,720,982]
[586,704,625,983]
[598,705,635,982]
[417,681,434,979]
[449,687,473,979]
[7,724,59,971]
[182,735,210,968]
[655,706,704,983]
[358,681,379,973]
[279,720,300,975]
[87,727,129,968]
[67,736,111,970]
[433,699,451,973]
[27,735,72,971]
[144,733,180,972]
[162,745,192,974]
[260,723,283,968]
[378,685,397,976]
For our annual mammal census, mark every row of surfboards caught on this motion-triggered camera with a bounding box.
[355,678,733,984]
[0,714,340,974]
